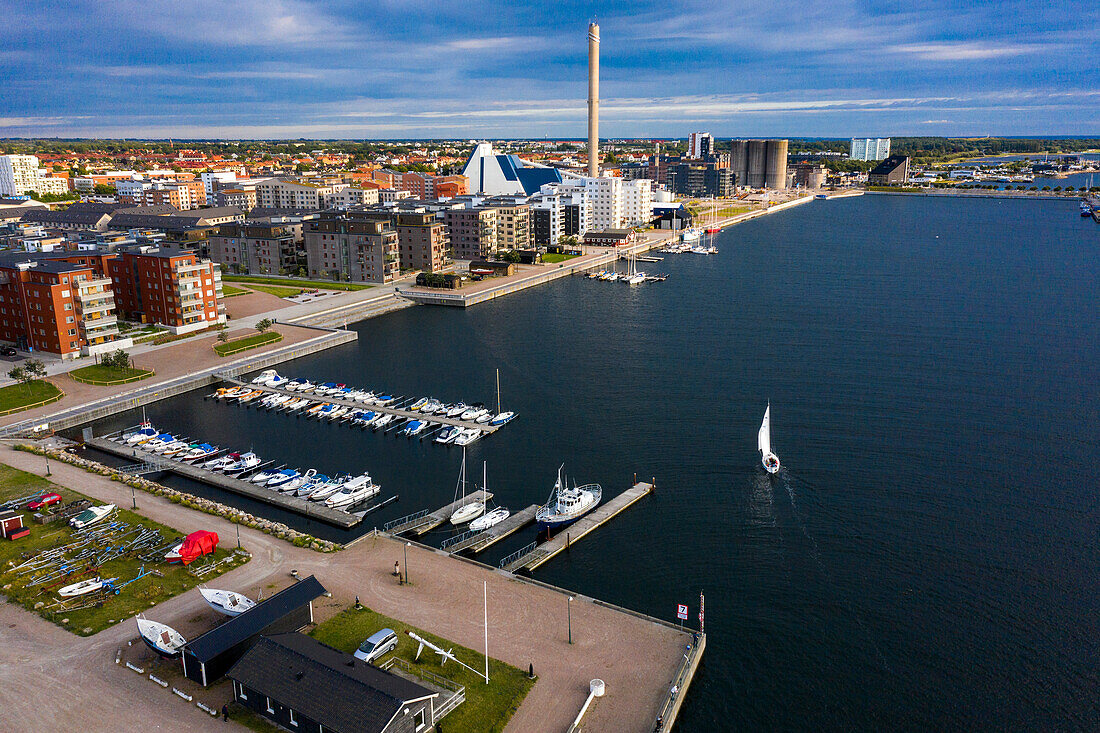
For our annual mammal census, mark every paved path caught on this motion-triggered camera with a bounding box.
[0,444,690,732]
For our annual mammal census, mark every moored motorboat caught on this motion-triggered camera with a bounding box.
[535,465,602,532]
[489,411,515,426]
[372,414,394,430]
[70,504,115,529]
[199,587,257,617]
[204,452,239,471]
[223,452,261,475]
[470,506,510,532]
[447,402,468,418]
[136,617,187,657]
[325,476,380,509]
[123,424,158,444]
[252,369,280,385]
[453,428,481,446]
[434,425,459,444]
[409,397,429,412]
[401,419,426,437]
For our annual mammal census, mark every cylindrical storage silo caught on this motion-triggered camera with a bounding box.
[730,140,749,188]
[747,140,768,188]
[765,139,789,189]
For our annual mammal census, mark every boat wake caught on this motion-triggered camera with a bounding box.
[779,470,893,675]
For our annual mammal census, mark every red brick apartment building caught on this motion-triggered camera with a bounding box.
[106,248,225,333]
[0,247,225,358]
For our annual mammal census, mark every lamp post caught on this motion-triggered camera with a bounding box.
[568,596,574,644]
[130,483,137,509]
[404,541,410,585]
[44,454,51,476]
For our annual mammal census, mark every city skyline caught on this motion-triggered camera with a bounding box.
[2,0,1098,139]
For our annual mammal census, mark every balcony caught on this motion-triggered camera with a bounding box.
[78,299,114,314]
[78,287,112,301]
[83,313,118,328]
[76,277,112,290]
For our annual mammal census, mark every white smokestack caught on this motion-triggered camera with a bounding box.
[588,22,600,178]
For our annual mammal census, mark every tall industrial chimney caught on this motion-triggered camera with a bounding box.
[587,22,600,177]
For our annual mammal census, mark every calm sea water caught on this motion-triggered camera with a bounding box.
[86,195,1100,730]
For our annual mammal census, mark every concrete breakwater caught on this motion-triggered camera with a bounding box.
[0,328,357,437]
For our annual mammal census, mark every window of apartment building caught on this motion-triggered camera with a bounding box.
[68,328,76,336]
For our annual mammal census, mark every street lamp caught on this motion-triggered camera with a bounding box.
[568,596,574,644]
[44,454,51,477]
[404,541,410,585]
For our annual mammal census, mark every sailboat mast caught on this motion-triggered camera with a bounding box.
[482,462,487,508]
[496,368,500,415]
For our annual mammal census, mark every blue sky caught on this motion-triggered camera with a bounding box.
[2,0,1097,139]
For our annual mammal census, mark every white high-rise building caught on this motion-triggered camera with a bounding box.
[688,132,715,159]
[584,176,623,230]
[201,171,239,205]
[622,178,654,226]
[849,138,891,161]
[0,155,60,196]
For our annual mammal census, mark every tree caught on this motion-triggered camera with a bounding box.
[93,183,116,195]
[24,359,46,380]
[255,318,273,334]
[104,349,130,369]
[217,331,230,343]
[7,365,28,392]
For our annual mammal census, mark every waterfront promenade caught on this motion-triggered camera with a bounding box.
[0,442,696,733]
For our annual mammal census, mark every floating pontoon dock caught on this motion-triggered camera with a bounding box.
[440,504,539,554]
[84,436,361,529]
[502,482,652,573]
[382,491,493,536]
[214,376,506,434]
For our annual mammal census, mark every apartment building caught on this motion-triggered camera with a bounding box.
[208,222,302,275]
[397,173,469,199]
[106,247,225,333]
[116,179,207,210]
[483,201,530,251]
[303,211,399,284]
[255,179,335,209]
[326,187,380,209]
[0,256,132,358]
[584,177,623,231]
[622,178,654,226]
[0,155,69,197]
[444,208,497,261]
[395,212,450,272]
[214,188,258,210]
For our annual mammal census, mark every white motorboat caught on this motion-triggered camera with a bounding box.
[297,381,317,393]
[223,452,261,474]
[354,391,375,403]
[179,443,218,462]
[136,617,187,657]
[475,412,493,424]
[681,227,703,243]
[164,542,183,563]
[70,504,115,529]
[470,506,510,532]
[422,398,441,413]
[295,473,332,497]
[325,476,380,509]
[250,467,282,484]
[536,465,602,531]
[283,378,305,392]
[402,420,427,437]
[454,428,481,446]
[433,403,452,415]
[143,433,177,452]
[252,369,280,386]
[447,402,468,418]
[204,453,239,471]
[276,469,315,493]
[460,406,485,421]
[199,587,257,617]
[489,411,515,426]
[157,440,190,456]
[758,403,781,474]
[326,405,350,421]
[309,472,361,501]
[372,414,394,430]
[434,425,459,444]
[264,468,299,489]
[409,397,429,412]
[58,576,115,597]
[449,451,485,525]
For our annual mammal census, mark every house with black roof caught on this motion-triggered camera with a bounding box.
[868,156,911,186]
[182,575,326,686]
[227,633,442,733]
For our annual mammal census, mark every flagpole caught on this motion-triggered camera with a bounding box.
[484,580,490,683]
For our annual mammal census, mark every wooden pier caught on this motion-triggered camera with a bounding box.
[503,482,652,573]
[85,436,361,529]
[215,377,505,434]
[442,504,539,554]
[383,491,492,535]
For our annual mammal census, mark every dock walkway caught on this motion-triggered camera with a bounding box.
[442,504,539,554]
[503,482,652,572]
[384,491,492,535]
[85,436,360,528]
[216,377,504,434]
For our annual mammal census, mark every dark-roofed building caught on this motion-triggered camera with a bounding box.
[227,633,443,733]
[583,228,638,247]
[182,576,326,686]
[868,155,911,186]
[21,208,114,232]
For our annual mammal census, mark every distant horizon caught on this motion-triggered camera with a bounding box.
[3,135,1100,145]
[4,2,1097,139]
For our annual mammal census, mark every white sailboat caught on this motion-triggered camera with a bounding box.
[136,616,187,657]
[449,450,486,525]
[758,403,780,474]
[199,587,257,617]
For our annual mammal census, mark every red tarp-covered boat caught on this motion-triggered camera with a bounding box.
[165,530,219,565]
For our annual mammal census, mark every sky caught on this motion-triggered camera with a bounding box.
[2,0,1098,139]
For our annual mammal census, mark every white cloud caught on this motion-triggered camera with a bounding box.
[888,41,1049,61]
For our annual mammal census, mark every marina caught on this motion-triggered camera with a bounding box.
[84,435,362,529]
[383,490,494,535]
[502,482,653,572]
[439,504,540,554]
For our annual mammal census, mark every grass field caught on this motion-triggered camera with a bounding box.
[312,606,534,733]
[0,380,63,414]
[541,253,579,264]
[220,284,250,297]
[69,364,153,385]
[223,275,371,292]
[0,463,247,636]
[213,331,282,356]
[242,283,305,299]
[714,205,753,217]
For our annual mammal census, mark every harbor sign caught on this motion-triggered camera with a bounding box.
[677,604,688,620]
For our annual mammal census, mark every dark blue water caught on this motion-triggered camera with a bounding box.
[86,195,1100,730]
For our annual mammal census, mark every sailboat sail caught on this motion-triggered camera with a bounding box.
[758,405,771,456]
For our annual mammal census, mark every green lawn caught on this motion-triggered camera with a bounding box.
[213,331,282,356]
[222,275,371,292]
[242,283,305,299]
[220,284,250,297]
[541,253,579,264]
[714,205,753,217]
[69,364,153,385]
[0,380,63,414]
[312,607,534,733]
[0,463,247,636]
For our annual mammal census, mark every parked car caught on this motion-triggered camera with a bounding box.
[0,345,17,356]
[353,628,398,663]
[28,493,62,510]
